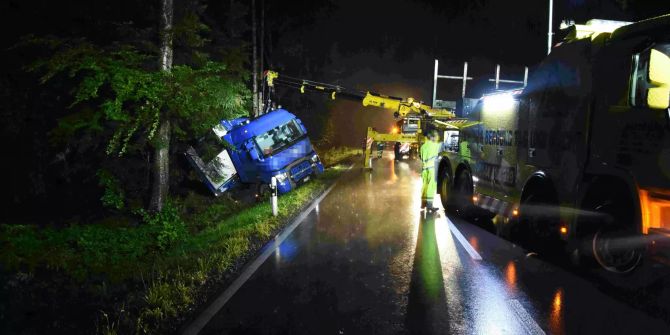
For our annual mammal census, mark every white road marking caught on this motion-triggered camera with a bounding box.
[509,299,546,335]
[182,166,351,335]
[445,217,483,261]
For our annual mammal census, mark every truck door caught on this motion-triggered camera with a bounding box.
[479,93,520,198]
[468,102,496,197]
[525,41,593,199]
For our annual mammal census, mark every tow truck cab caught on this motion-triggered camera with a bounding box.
[394,117,420,159]
[186,109,324,196]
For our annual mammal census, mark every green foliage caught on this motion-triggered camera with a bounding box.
[136,203,187,251]
[24,36,249,157]
[169,61,249,139]
[317,146,362,167]
[173,11,211,65]
[97,169,125,210]
[1,165,348,333]
[0,223,153,281]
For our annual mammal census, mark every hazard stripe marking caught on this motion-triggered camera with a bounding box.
[475,193,515,217]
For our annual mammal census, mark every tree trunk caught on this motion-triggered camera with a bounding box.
[252,0,258,118]
[150,0,173,212]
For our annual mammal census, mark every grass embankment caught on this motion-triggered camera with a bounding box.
[317,146,362,167]
[0,147,360,334]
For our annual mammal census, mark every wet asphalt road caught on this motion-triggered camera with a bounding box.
[197,153,670,335]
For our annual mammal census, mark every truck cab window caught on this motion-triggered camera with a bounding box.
[443,130,460,152]
[255,119,305,157]
[196,131,226,163]
[630,44,670,107]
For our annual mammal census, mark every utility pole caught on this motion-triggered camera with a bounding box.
[259,0,265,115]
[252,0,258,117]
[548,0,553,55]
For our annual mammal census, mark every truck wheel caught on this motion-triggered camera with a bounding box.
[517,193,560,253]
[439,169,452,211]
[590,201,642,273]
[256,183,270,202]
[452,169,474,217]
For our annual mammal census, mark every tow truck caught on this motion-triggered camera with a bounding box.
[438,14,670,273]
[263,71,461,168]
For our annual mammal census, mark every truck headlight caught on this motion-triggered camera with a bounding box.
[275,172,288,183]
[310,154,319,163]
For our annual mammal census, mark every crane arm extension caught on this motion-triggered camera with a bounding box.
[264,70,455,119]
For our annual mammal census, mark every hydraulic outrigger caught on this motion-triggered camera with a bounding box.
[263,71,461,168]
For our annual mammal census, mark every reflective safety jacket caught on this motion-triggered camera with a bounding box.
[420,140,442,170]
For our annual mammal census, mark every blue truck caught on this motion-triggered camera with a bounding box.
[185,108,324,196]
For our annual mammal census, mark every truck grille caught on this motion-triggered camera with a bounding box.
[290,160,312,181]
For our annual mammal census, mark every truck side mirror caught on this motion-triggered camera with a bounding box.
[647,49,670,110]
[245,140,260,161]
[295,119,307,133]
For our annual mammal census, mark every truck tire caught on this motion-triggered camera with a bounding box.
[439,169,452,211]
[516,192,560,254]
[589,200,642,273]
[452,169,474,217]
[256,183,270,202]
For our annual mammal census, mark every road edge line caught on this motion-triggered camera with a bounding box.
[509,299,546,335]
[446,217,483,261]
[181,164,352,335]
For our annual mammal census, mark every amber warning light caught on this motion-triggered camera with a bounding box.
[639,189,670,234]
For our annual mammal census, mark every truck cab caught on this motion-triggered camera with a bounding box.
[394,116,421,160]
[186,109,324,196]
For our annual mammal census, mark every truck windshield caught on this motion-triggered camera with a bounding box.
[403,118,420,133]
[254,119,305,157]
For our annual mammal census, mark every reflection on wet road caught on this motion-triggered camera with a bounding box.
[197,153,670,335]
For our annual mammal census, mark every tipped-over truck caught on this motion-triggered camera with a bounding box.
[185,108,324,196]
[438,14,670,273]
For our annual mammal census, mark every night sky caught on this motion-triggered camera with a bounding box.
[263,0,670,145]
[2,0,670,146]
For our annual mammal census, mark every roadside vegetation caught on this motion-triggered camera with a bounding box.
[317,146,362,167]
[0,0,360,332]
[0,150,359,334]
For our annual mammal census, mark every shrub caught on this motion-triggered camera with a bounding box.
[137,203,187,251]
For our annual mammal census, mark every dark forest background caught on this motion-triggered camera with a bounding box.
[1,0,669,224]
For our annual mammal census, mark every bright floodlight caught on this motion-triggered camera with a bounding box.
[483,92,516,111]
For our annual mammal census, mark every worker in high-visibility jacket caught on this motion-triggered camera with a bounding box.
[420,130,442,211]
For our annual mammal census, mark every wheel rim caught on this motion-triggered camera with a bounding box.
[590,201,641,273]
[592,228,641,273]
[455,171,472,211]
[440,174,450,208]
